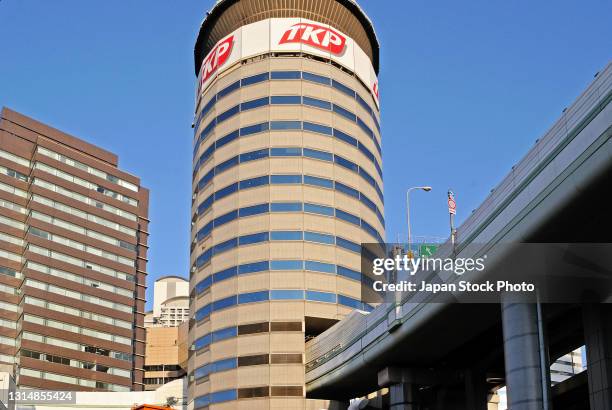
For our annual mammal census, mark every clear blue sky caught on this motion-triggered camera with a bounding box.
[1,1,610,310]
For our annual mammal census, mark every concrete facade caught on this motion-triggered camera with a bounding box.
[144,322,189,391]
[0,108,149,391]
[189,1,382,408]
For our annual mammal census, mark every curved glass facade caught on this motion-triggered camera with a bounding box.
[190,2,381,408]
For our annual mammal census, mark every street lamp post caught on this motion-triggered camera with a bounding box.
[406,186,432,257]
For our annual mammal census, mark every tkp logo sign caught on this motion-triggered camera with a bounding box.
[199,35,234,90]
[279,23,346,55]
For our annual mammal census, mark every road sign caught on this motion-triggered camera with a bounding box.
[448,198,456,215]
[419,244,438,257]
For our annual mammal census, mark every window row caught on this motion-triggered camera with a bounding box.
[0,164,28,182]
[0,300,18,312]
[0,266,20,279]
[22,331,132,362]
[31,210,137,251]
[194,353,302,382]
[0,354,14,364]
[194,70,380,137]
[27,244,135,283]
[34,162,137,206]
[0,197,26,214]
[21,349,131,378]
[19,367,130,392]
[196,176,384,241]
[28,227,135,267]
[195,288,371,322]
[0,247,22,263]
[31,194,137,237]
[25,295,132,329]
[0,317,16,329]
[195,229,362,268]
[37,146,139,192]
[23,314,132,345]
[0,231,24,247]
[0,282,16,295]
[193,321,302,352]
[25,279,133,314]
[196,144,382,200]
[0,335,15,347]
[194,385,303,407]
[0,180,27,198]
[32,178,137,221]
[0,149,30,167]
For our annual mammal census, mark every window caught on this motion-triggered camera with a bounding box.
[335,182,359,198]
[304,175,333,188]
[336,238,361,253]
[217,130,239,148]
[270,386,303,397]
[215,210,239,226]
[338,295,362,309]
[332,104,357,122]
[270,202,302,212]
[238,322,269,335]
[337,266,361,281]
[334,155,358,171]
[240,203,269,217]
[302,71,330,85]
[304,203,333,216]
[304,231,334,244]
[271,147,301,157]
[216,156,239,173]
[238,291,269,304]
[270,290,304,300]
[212,295,237,311]
[241,72,269,86]
[240,149,269,162]
[239,232,269,245]
[238,387,269,399]
[271,71,301,80]
[213,327,238,342]
[270,120,302,130]
[214,183,238,200]
[305,261,335,273]
[270,231,303,241]
[333,128,357,146]
[215,266,237,282]
[238,354,269,366]
[238,261,269,274]
[303,148,332,161]
[303,122,332,135]
[270,321,302,331]
[271,95,301,105]
[270,260,303,271]
[241,97,269,111]
[271,175,302,184]
[240,176,269,189]
[336,209,360,225]
[303,96,332,110]
[241,122,269,136]
[218,80,240,98]
[332,79,355,97]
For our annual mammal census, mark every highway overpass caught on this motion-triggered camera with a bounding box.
[305,62,612,410]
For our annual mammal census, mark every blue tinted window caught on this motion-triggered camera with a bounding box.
[304,203,333,216]
[271,147,301,157]
[202,144,216,163]
[333,129,357,146]
[270,231,303,241]
[216,156,239,173]
[302,71,330,85]
[210,390,238,404]
[271,95,301,105]
[334,155,358,171]
[305,260,335,273]
[336,209,360,225]
[241,122,269,136]
[194,334,212,350]
[304,231,334,244]
[198,195,214,214]
[270,260,303,271]
[240,176,269,189]
[357,117,373,137]
[338,295,362,310]
[215,358,237,373]
[215,183,238,200]
[218,105,240,123]
[241,97,269,111]
[216,130,239,149]
[357,143,375,162]
[270,290,304,300]
[336,237,361,253]
[197,249,212,267]
[196,304,211,321]
[194,395,210,408]
[214,238,238,254]
[271,175,302,184]
[335,182,359,198]
[306,290,336,303]
[303,148,333,162]
[361,220,378,239]
[240,232,269,245]
[218,81,240,98]
[333,104,357,122]
[213,327,237,342]
[270,121,302,130]
[195,364,212,379]
[239,261,269,274]
[303,122,332,136]
[201,97,217,118]
[199,170,214,188]
[198,222,213,241]
[271,202,302,212]
[196,276,213,294]
[337,265,361,281]
[216,210,239,226]
[213,295,237,311]
[356,93,372,113]
[240,149,269,162]
[215,266,238,282]
[359,169,376,187]
[303,96,332,110]
[304,175,333,188]
[241,72,269,86]
[239,291,269,304]
[360,195,376,212]
[271,71,301,80]
[240,203,269,217]
[331,80,355,97]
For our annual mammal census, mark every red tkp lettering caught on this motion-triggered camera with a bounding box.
[279,23,346,55]
[199,35,234,91]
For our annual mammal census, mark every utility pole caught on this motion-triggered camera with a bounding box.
[448,190,457,256]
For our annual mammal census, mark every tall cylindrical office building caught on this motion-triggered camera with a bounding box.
[189,1,382,408]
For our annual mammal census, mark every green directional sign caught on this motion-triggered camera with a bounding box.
[419,244,438,257]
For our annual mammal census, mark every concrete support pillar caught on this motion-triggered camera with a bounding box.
[583,303,612,409]
[501,301,551,410]
[388,382,420,410]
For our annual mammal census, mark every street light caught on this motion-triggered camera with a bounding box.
[406,186,432,257]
